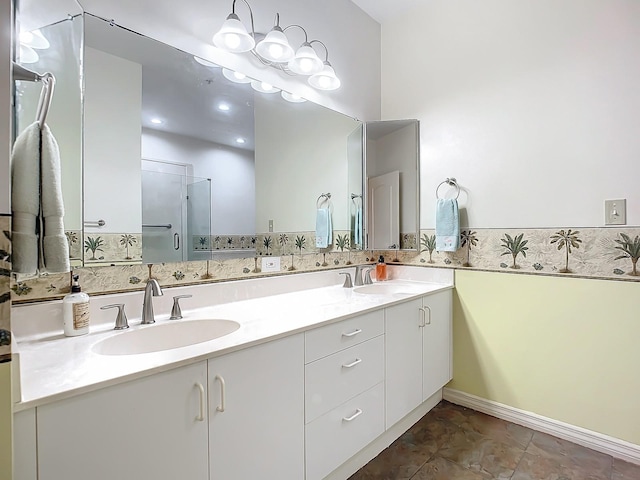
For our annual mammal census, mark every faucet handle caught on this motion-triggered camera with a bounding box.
[170,295,192,320]
[363,268,374,285]
[339,272,353,288]
[101,304,129,330]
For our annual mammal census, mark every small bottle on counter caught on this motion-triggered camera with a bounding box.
[63,274,90,337]
[376,255,387,281]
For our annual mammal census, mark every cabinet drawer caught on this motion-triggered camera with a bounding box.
[305,382,384,480]
[305,335,384,423]
[305,309,384,363]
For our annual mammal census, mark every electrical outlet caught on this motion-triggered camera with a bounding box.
[261,256,280,272]
[605,199,626,225]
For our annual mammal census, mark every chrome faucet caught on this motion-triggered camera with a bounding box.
[141,278,163,324]
[354,265,371,286]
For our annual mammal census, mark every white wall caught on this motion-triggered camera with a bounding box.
[142,128,255,235]
[83,46,142,234]
[381,0,640,229]
[254,94,358,232]
[76,0,381,121]
[1,0,11,213]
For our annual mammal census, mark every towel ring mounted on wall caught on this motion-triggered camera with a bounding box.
[317,192,332,208]
[435,178,460,200]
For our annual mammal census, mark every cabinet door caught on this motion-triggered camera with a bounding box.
[385,298,423,428]
[422,290,453,401]
[37,362,209,480]
[14,409,37,480]
[209,334,304,480]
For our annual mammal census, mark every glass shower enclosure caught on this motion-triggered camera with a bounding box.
[141,170,211,263]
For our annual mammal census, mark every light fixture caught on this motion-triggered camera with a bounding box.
[236,137,246,144]
[281,91,306,103]
[20,29,50,50]
[222,68,252,84]
[250,80,280,94]
[150,118,163,125]
[19,44,39,64]
[213,0,341,91]
[218,102,231,111]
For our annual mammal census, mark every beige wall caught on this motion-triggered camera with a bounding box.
[452,270,640,444]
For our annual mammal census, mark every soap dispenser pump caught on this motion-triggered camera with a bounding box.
[376,255,387,281]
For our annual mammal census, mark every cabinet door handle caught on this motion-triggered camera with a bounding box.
[423,305,432,325]
[195,382,205,422]
[342,408,363,422]
[342,328,362,338]
[215,375,226,412]
[342,358,362,368]
[174,233,180,250]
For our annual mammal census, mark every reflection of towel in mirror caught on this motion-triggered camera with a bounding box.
[354,206,363,247]
[12,122,70,275]
[315,208,332,248]
[435,198,460,252]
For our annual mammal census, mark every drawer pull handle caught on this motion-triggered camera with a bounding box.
[342,408,363,422]
[342,358,362,368]
[215,375,226,412]
[342,328,363,338]
[195,382,206,422]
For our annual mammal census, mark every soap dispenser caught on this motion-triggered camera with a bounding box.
[376,255,387,281]
[63,274,91,336]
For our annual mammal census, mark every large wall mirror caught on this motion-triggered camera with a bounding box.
[15,2,421,271]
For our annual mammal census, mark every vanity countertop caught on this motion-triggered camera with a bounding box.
[12,266,454,411]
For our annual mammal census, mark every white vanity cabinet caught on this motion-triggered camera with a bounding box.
[304,310,386,480]
[385,290,452,428]
[35,361,209,480]
[207,334,305,480]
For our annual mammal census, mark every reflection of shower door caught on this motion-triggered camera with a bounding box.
[142,169,186,263]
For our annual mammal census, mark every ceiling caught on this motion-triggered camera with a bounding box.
[349,0,423,24]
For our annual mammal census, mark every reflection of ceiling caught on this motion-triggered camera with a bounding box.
[349,0,421,24]
[84,14,255,152]
[366,120,414,140]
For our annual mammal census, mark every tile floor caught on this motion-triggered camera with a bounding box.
[350,401,640,480]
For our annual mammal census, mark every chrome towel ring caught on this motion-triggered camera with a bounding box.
[317,193,332,208]
[435,178,460,199]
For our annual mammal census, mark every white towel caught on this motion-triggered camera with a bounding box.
[11,122,69,275]
[315,208,332,249]
[435,198,460,252]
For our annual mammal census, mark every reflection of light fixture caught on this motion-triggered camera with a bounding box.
[236,137,246,144]
[250,80,280,94]
[194,56,220,68]
[222,68,252,84]
[218,103,230,111]
[213,0,340,91]
[19,44,39,64]
[150,118,163,124]
[20,29,50,49]
[281,91,306,103]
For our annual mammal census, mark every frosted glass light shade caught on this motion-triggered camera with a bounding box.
[250,80,280,94]
[194,56,220,68]
[213,14,255,53]
[222,68,252,84]
[281,91,306,103]
[19,44,39,64]
[309,63,341,90]
[20,29,50,50]
[256,28,294,63]
[288,43,323,75]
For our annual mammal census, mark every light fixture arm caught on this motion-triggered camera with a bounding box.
[230,0,256,40]
[282,24,310,44]
[309,39,330,62]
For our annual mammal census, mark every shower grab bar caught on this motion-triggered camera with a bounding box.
[84,220,106,227]
[142,224,172,229]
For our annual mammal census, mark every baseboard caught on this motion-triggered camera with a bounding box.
[443,388,640,466]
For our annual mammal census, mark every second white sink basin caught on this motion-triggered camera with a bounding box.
[93,319,240,356]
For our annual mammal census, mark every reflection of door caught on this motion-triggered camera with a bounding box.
[368,171,399,249]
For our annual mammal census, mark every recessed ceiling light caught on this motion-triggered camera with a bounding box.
[281,91,306,103]
[236,138,246,144]
[250,80,280,94]
[218,103,230,111]
[150,118,163,125]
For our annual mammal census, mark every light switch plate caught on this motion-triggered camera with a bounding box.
[605,199,626,225]
[261,256,280,272]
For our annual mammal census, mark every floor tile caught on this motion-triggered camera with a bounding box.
[411,456,492,480]
[525,431,612,479]
[437,426,526,479]
[612,458,640,480]
[512,451,611,480]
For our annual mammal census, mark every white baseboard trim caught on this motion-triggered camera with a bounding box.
[443,388,640,466]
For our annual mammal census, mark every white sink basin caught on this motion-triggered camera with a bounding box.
[93,319,240,355]
[354,283,423,295]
